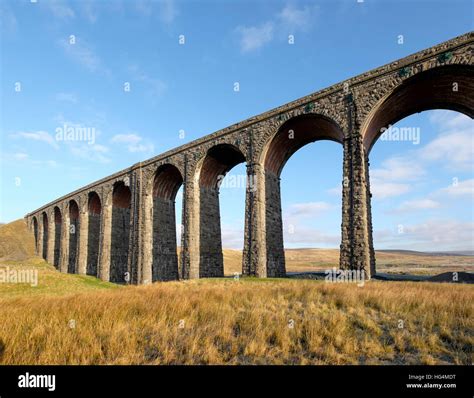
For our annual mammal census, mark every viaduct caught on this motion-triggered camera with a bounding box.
[25,32,473,284]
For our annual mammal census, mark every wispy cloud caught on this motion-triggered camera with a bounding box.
[438,178,474,197]
[236,22,274,53]
[277,3,319,32]
[70,144,111,164]
[392,198,440,213]
[58,37,109,75]
[111,133,154,153]
[128,64,166,98]
[286,201,332,218]
[375,219,474,251]
[235,3,319,53]
[10,131,59,150]
[46,0,75,19]
[133,0,178,24]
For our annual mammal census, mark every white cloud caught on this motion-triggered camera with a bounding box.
[438,179,474,197]
[283,225,340,247]
[235,3,318,53]
[420,130,473,171]
[47,1,75,19]
[70,144,110,164]
[159,0,178,24]
[0,4,18,33]
[59,38,109,75]
[371,156,425,182]
[134,0,178,23]
[10,131,59,150]
[371,182,410,199]
[277,3,318,31]
[370,156,425,199]
[128,64,166,98]
[286,201,332,218]
[375,219,474,251]
[393,199,440,213]
[236,22,274,53]
[111,133,154,153]
[13,152,28,161]
[420,111,474,171]
[80,1,98,23]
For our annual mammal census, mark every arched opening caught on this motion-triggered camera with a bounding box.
[197,144,246,277]
[41,212,48,260]
[363,65,474,275]
[68,200,79,273]
[111,181,131,284]
[53,206,62,269]
[32,217,38,255]
[364,65,474,152]
[263,114,344,276]
[87,192,101,276]
[152,164,183,281]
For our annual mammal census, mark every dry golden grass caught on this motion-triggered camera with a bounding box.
[0,219,472,365]
[0,279,472,365]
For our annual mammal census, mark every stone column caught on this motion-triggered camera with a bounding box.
[37,217,44,259]
[46,211,55,265]
[77,203,89,275]
[98,189,112,282]
[264,170,286,277]
[180,167,200,279]
[242,162,267,277]
[59,207,69,273]
[140,185,153,284]
[339,94,375,279]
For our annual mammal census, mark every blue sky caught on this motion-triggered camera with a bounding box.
[1,0,473,251]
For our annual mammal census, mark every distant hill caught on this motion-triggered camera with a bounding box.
[0,219,35,261]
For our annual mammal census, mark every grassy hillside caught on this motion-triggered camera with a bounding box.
[0,219,36,261]
[0,278,472,365]
[0,219,472,365]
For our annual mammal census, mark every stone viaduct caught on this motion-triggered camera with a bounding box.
[25,32,473,284]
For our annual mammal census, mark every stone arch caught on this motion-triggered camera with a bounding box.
[262,113,344,175]
[362,64,474,152]
[41,212,48,260]
[53,206,62,269]
[68,200,79,273]
[32,216,38,255]
[260,114,344,276]
[151,164,183,281]
[87,191,101,276]
[195,143,246,277]
[111,181,131,283]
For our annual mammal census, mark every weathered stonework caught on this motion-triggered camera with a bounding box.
[25,33,473,282]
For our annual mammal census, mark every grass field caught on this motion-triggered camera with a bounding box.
[0,220,472,365]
